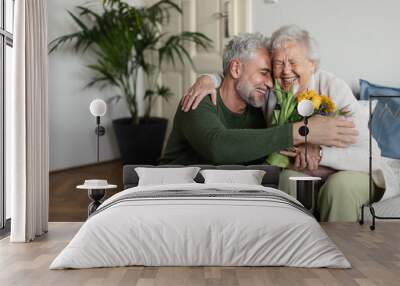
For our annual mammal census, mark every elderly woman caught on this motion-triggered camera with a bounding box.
[181,25,387,222]
[267,25,384,222]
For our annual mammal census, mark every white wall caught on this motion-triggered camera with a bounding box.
[252,0,400,91]
[48,0,134,171]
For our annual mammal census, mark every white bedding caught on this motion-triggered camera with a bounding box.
[50,183,350,269]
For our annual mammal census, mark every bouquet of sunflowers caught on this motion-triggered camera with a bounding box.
[266,82,349,168]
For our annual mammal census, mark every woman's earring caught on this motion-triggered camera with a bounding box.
[309,73,315,90]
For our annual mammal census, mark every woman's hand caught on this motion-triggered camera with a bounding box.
[293,144,321,171]
[280,144,321,171]
[181,75,217,112]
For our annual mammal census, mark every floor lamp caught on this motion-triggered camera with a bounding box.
[80,99,110,216]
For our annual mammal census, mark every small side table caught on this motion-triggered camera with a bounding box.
[289,176,321,214]
[77,180,117,217]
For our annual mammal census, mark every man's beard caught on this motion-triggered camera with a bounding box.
[236,80,266,108]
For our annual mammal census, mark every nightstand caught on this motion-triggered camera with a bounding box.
[77,180,117,217]
[289,176,321,214]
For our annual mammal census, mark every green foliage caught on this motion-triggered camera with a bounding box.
[49,0,212,124]
[272,82,299,125]
[268,81,300,168]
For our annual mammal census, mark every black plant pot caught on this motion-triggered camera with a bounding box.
[112,117,168,165]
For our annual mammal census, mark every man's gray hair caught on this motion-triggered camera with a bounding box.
[270,25,320,69]
[222,33,270,75]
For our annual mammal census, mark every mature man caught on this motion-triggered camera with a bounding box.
[160,33,356,165]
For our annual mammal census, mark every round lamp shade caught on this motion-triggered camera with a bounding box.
[297,99,314,117]
[90,99,107,117]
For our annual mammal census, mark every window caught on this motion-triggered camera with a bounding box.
[0,0,14,231]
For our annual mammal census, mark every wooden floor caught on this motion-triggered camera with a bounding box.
[1,222,400,286]
[49,160,124,221]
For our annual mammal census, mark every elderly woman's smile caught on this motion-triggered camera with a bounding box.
[281,75,299,89]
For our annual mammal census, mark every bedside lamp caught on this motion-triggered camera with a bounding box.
[89,99,107,163]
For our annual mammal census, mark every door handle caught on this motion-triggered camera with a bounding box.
[223,1,230,38]
[212,1,230,38]
[213,12,228,19]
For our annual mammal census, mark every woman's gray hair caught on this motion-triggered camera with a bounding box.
[270,25,320,69]
[222,33,270,75]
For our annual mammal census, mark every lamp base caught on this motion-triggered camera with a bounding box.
[289,176,321,215]
[87,189,106,216]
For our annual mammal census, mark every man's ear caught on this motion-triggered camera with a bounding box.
[229,59,242,79]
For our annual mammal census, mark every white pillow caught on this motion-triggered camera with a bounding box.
[358,99,377,114]
[135,167,200,186]
[200,169,266,185]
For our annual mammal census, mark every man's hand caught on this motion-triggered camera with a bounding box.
[181,75,217,112]
[280,144,321,171]
[293,115,358,148]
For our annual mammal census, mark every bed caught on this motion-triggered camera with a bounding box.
[50,165,350,269]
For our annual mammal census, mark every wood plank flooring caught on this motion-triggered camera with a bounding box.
[49,160,123,221]
[1,222,400,286]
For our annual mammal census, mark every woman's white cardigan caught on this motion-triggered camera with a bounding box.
[311,70,397,200]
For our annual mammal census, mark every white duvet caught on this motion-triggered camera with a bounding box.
[50,183,350,269]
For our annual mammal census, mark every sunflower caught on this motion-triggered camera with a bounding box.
[310,95,323,109]
[297,90,323,109]
[297,90,314,102]
[321,95,336,112]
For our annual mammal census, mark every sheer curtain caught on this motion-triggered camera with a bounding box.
[7,0,49,242]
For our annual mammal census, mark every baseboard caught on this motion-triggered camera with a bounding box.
[0,218,11,239]
[50,158,122,174]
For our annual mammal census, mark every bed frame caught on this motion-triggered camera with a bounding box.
[123,164,281,189]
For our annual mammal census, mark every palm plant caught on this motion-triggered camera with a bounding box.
[49,0,212,124]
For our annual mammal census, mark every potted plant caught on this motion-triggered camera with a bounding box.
[49,0,212,164]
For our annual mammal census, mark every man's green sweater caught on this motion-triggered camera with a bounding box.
[161,90,293,165]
